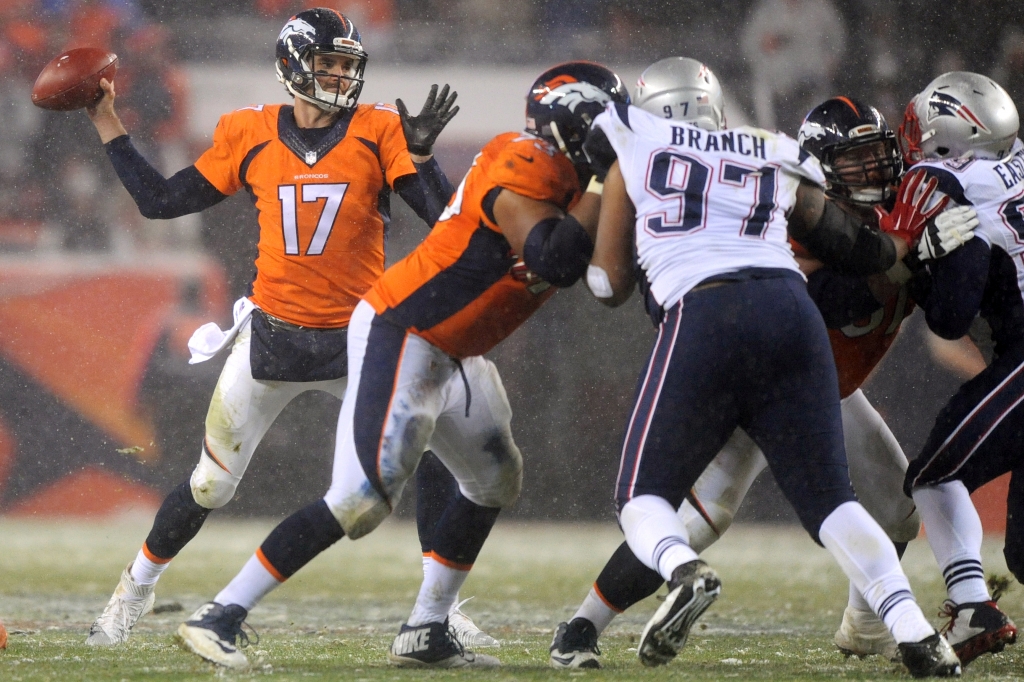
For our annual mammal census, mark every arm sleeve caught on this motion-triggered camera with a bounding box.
[806,269,884,328]
[104,135,227,219]
[522,215,594,288]
[790,199,897,276]
[393,157,455,227]
[921,237,990,339]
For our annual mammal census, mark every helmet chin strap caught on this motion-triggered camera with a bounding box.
[549,121,570,157]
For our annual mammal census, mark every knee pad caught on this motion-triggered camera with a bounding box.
[190,453,239,509]
[884,508,922,544]
[467,442,523,509]
[325,490,392,540]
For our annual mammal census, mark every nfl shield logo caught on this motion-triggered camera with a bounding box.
[305,150,317,165]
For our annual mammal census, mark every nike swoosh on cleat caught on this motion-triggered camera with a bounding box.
[551,655,574,665]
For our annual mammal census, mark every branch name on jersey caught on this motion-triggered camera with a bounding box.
[193,103,415,328]
[592,103,826,309]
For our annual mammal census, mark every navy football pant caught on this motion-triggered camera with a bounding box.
[904,341,1024,581]
[615,271,856,542]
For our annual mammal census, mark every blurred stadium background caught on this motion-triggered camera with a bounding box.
[0,0,1020,531]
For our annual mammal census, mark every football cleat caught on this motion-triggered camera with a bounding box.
[176,602,253,669]
[448,598,500,648]
[898,631,962,678]
[549,618,601,669]
[85,564,155,646]
[939,600,1017,666]
[638,559,721,667]
[834,604,899,660]
[388,619,500,668]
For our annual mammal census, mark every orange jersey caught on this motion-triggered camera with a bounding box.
[792,239,915,397]
[365,132,580,358]
[830,285,914,398]
[193,102,415,328]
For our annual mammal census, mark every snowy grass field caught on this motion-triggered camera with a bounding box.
[2,517,1023,680]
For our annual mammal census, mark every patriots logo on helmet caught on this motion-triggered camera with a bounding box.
[538,82,611,112]
[279,18,316,43]
[926,90,990,132]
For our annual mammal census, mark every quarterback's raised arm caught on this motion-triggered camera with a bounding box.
[587,161,635,307]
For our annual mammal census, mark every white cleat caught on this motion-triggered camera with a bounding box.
[448,598,500,648]
[85,564,155,646]
[835,604,900,661]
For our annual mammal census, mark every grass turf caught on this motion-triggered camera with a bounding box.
[1,517,1023,680]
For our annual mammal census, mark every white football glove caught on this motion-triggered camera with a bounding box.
[918,205,979,260]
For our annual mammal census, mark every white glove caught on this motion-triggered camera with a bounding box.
[918,205,979,260]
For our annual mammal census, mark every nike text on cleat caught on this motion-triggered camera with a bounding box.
[175,602,253,669]
[638,559,721,667]
[899,631,962,678]
[85,564,155,646]
[448,598,500,648]
[834,604,899,660]
[387,619,500,668]
[939,600,1017,666]
[549,618,601,669]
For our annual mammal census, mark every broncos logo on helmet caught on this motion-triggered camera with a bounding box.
[279,18,317,44]
[537,82,614,114]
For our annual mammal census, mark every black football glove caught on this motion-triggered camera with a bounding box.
[395,84,459,157]
[582,127,616,181]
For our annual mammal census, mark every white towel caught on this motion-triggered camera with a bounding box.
[187,297,257,364]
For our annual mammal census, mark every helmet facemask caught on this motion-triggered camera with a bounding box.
[278,43,366,112]
[824,136,903,206]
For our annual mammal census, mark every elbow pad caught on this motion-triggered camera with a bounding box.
[793,201,897,277]
[522,215,594,287]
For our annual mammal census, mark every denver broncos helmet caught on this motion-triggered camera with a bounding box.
[899,71,1019,163]
[798,97,902,206]
[525,61,630,167]
[276,8,368,112]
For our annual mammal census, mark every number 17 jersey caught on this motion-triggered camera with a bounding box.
[593,103,827,309]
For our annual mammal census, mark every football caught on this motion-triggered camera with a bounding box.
[31,47,118,111]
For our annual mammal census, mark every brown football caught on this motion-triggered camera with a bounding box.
[31,47,118,111]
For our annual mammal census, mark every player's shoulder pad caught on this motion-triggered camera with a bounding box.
[370,102,400,116]
[486,132,575,203]
[912,162,971,206]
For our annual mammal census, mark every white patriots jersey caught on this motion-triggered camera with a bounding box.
[593,103,826,309]
[915,139,1024,289]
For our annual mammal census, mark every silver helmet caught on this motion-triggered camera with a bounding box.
[899,71,1019,163]
[634,57,725,131]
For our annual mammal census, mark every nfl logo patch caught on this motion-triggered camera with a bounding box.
[305,150,317,165]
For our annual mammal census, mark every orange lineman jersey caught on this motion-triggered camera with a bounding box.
[364,132,580,359]
[193,102,416,328]
[792,240,915,397]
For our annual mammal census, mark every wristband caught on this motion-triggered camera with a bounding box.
[586,176,604,196]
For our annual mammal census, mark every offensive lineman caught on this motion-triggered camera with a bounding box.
[551,81,979,669]
[900,71,1022,666]
[582,58,962,676]
[173,61,631,670]
[83,8,461,646]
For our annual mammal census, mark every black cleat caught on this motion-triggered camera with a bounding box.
[638,559,721,667]
[940,600,1017,666]
[176,602,254,669]
[549,618,601,669]
[898,631,962,678]
[388,619,500,668]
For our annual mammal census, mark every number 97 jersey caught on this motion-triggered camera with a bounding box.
[592,102,827,310]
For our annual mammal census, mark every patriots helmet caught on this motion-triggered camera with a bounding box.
[634,57,725,131]
[798,96,903,206]
[899,71,1019,163]
[276,8,368,112]
[525,61,630,167]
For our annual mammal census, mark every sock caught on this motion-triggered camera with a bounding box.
[619,495,698,582]
[215,552,282,612]
[130,549,170,587]
[258,500,346,579]
[819,501,933,643]
[912,481,991,604]
[572,588,620,635]
[407,556,470,626]
[415,451,459,553]
[141,480,212,561]
[847,581,872,613]
[592,541,664,612]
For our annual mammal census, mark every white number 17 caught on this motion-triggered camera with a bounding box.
[278,183,349,256]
